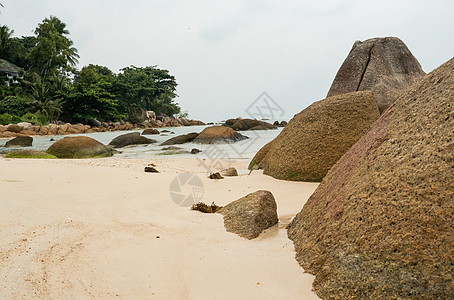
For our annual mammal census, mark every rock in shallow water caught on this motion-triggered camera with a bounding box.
[47,136,114,158]
[5,136,33,147]
[108,132,156,148]
[194,126,248,144]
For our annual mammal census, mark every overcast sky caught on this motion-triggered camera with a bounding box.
[1,0,453,122]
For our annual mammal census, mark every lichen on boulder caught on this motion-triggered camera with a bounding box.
[287,58,454,299]
[250,91,380,181]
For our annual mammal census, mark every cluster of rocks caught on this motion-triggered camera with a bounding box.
[141,111,206,128]
[250,36,425,182]
[0,115,205,139]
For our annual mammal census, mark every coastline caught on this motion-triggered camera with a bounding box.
[0,157,319,299]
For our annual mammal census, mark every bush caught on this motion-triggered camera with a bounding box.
[0,113,22,125]
[21,112,47,126]
[0,95,32,115]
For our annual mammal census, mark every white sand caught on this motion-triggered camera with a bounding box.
[0,157,319,299]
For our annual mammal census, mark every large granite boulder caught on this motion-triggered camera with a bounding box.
[287,58,454,299]
[219,190,279,239]
[47,136,114,158]
[250,91,380,181]
[327,37,425,113]
[160,132,199,146]
[5,136,33,147]
[108,132,156,148]
[194,126,248,144]
[224,118,277,131]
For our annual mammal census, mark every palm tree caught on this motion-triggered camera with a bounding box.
[24,72,65,123]
[0,25,13,54]
[47,16,79,67]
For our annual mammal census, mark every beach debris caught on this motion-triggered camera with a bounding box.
[191,201,223,213]
[208,172,223,179]
[220,167,238,176]
[190,148,201,154]
[144,166,159,173]
[218,190,278,239]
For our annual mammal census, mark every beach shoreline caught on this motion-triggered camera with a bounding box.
[0,157,319,299]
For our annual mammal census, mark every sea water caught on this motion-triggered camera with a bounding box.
[0,126,283,161]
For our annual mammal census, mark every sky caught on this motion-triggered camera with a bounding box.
[1,0,453,122]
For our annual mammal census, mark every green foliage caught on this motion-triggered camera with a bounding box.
[23,72,66,123]
[27,16,79,75]
[20,112,47,125]
[0,95,31,115]
[5,150,57,159]
[115,65,180,118]
[63,64,120,123]
[0,113,21,125]
[1,17,183,125]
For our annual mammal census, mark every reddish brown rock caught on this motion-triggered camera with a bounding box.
[287,58,454,299]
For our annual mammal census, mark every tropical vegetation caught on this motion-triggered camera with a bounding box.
[0,15,182,125]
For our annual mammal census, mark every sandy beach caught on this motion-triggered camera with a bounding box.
[0,156,319,299]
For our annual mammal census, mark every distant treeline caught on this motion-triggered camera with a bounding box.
[0,16,183,125]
